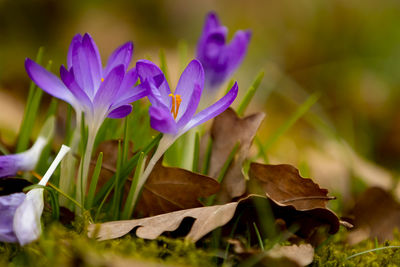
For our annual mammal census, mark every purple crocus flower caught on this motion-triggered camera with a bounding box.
[25,33,147,201]
[197,12,251,90]
[0,138,46,178]
[130,59,238,205]
[0,116,55,178]
[0,145,70,245]
[25,33,147,131]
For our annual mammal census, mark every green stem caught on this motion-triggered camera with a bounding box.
[76,126,96,214]
[130,134,175,210]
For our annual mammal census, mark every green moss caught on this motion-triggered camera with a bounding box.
[0,223,216,267]
[313,229,400,266]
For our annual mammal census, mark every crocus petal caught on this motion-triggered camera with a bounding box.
[60,66,93,115]
[174,59,204,120]
[181,82,238,133]
[177,83,202,129]
[25,59,76,106]
[197,30,228,89]
[203,12,222,33]
[224,30,251,76]
[67,34,82,70]
[13,188,44,245]
[111,84,148,110]
[201,31,227,61]
[136,60,171,107]
[119,67,139,94]
[82,33,103,91]
[149,105,178,134]
[93,65,125,110]
[0,155,19,178]
[0,193,26,243]
[0,137,47,178]
[71,40,95,97]
[104,42,134,77]
[107,104,133,119]
[109,67,143,109]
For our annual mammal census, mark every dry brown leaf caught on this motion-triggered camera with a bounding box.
[249,163,332,209]
[249,163,343,236]
[135,160,220,217]
[227,239,314,267]
[348,187,400,244]
[208,108,265,203]
[88,199,240,242]
[263,244,314,267]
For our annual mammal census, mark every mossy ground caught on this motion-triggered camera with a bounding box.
[313,229,400,267]
[0,223,216,267]
[1,224,400,266]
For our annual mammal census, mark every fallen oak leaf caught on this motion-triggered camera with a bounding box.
[263,244,314,267]
[88,198,240,242]
[208,108,265,203]
[248,163,346,237]
[347,187,400,244]
[134,160,220,217]
[227,239,314,267]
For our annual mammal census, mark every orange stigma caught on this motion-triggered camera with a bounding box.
[101,78,104,82]
[169,94,182,119]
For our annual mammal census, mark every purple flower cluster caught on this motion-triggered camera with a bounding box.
[0,11,251,245]
[25,33,147,131]
[197,12,251,90]
[136,59,238,136]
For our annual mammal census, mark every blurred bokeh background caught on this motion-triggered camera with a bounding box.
[1,0,400,203]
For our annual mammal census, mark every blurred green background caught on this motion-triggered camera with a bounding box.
[1,0,400,174]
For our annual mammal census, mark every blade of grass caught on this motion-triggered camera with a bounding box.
[223,211,244,262]
[237,70,265,116]
[192,131,200,173]
[263,92,320,152]
[95,185,113,222]
[253,222,264,251]
[112,140,123,220]
[122,116,130,165]
[224,79,235,95]
[121,152,145,220]
[159,48,169,83]
[16,53,51,153]
[202,136,213,175]
[346,246,400,260]
[93,133,162,206]
[86,152,103,210]
[0,144,9,155]
[178,40,188,71]
[31,171,85,212]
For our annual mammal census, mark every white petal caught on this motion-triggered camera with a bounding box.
[13,188,44,246]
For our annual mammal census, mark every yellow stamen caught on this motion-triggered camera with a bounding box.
[169,93,182,119]
[101,78,104,82]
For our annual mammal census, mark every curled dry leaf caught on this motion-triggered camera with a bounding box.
[135,160,220,217]
[249,163,344,236]
[228,239,314,267]
[208,108,265,203]
[347,187,400,244]
[88,164,349,243]
[88,199,239,242]
[264,244,314,267]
